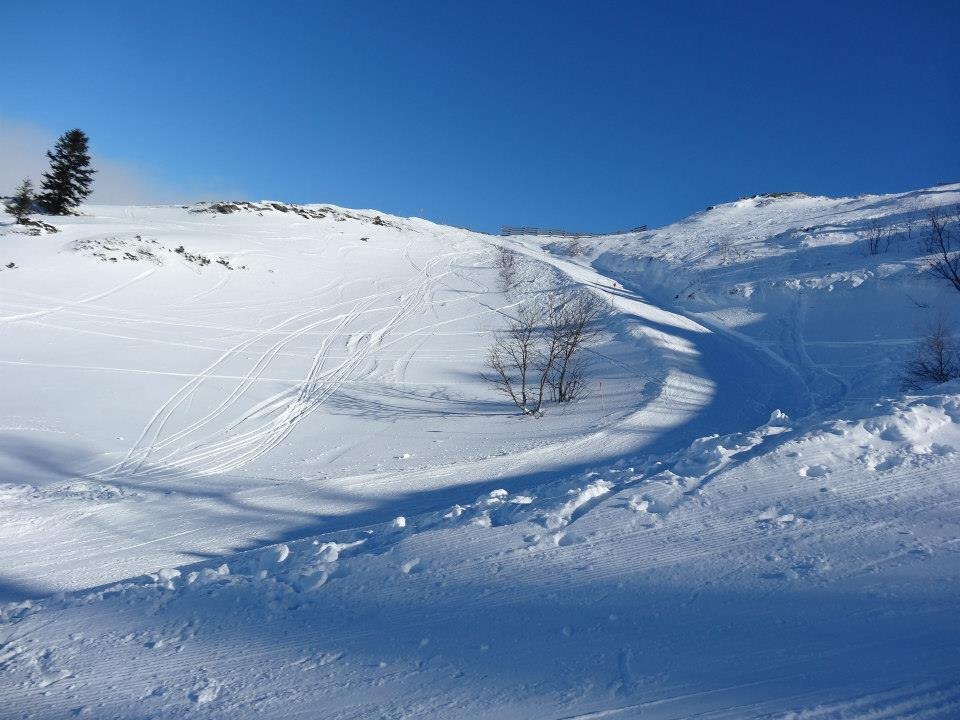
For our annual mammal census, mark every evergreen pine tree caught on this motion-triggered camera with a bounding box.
[4,178,34,223]
[37,129,96,215]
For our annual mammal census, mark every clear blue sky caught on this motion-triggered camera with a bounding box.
[2,0,957,232]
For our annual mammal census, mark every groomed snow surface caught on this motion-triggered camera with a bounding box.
[1,186,958,719]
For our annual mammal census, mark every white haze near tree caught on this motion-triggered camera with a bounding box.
[0,116,236,205]
[0,185,959,718]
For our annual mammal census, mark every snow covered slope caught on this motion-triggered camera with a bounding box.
[575,184,960,406]
[1,187,958,719]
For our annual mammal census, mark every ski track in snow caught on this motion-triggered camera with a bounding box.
[108,247,498,478]
[0,268,156,323]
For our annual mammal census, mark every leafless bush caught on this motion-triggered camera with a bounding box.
[863,220,892,255]
[922,206,960,293]
[495,246,518,291]
[716,236,744,264]
[902,321,960,390]
[484,303,552,414]
[546,291,604,402]
[484,290,605,414]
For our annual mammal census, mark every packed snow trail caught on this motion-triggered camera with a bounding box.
[2,394,958,719]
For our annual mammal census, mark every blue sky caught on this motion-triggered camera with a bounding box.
[2,0,957,232]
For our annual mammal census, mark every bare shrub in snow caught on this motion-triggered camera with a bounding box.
[902,321,960,390]
[485,291,605,414]
[495,246,518,291]
[863,220,892,255]
[922,207,960,293]
[716,236,744,264]
[546,291,605,402]
[485,302,549,414]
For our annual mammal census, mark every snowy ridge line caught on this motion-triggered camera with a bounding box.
[499,223,647,238]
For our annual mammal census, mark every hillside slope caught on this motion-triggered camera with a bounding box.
[1,187,958,719]
[575,184,960,405]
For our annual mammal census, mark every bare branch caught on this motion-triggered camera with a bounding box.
[902,320,960,391]
[863,220,891,256]
[483,289,606,414]
[922,207,960,293]
[495,246,518,291]
[548,291,605,403]
[482,302,542,414]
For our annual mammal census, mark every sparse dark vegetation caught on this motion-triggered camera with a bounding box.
[74,236,160,263]
[174,245,211,266]
[738,191,808,202]
[190,201,400,229]
[860,220,914,256]
[193,201,328,219]
[17,218,59,235]
[716,236,745,264]
[864,220,892,256]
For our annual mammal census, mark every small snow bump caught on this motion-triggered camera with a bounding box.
[758,506,778,522]
[189,682,220,704]
[768,409,790,426]
[444,504,466,519]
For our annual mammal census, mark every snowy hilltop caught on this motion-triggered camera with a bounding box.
[1,184,959,719]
